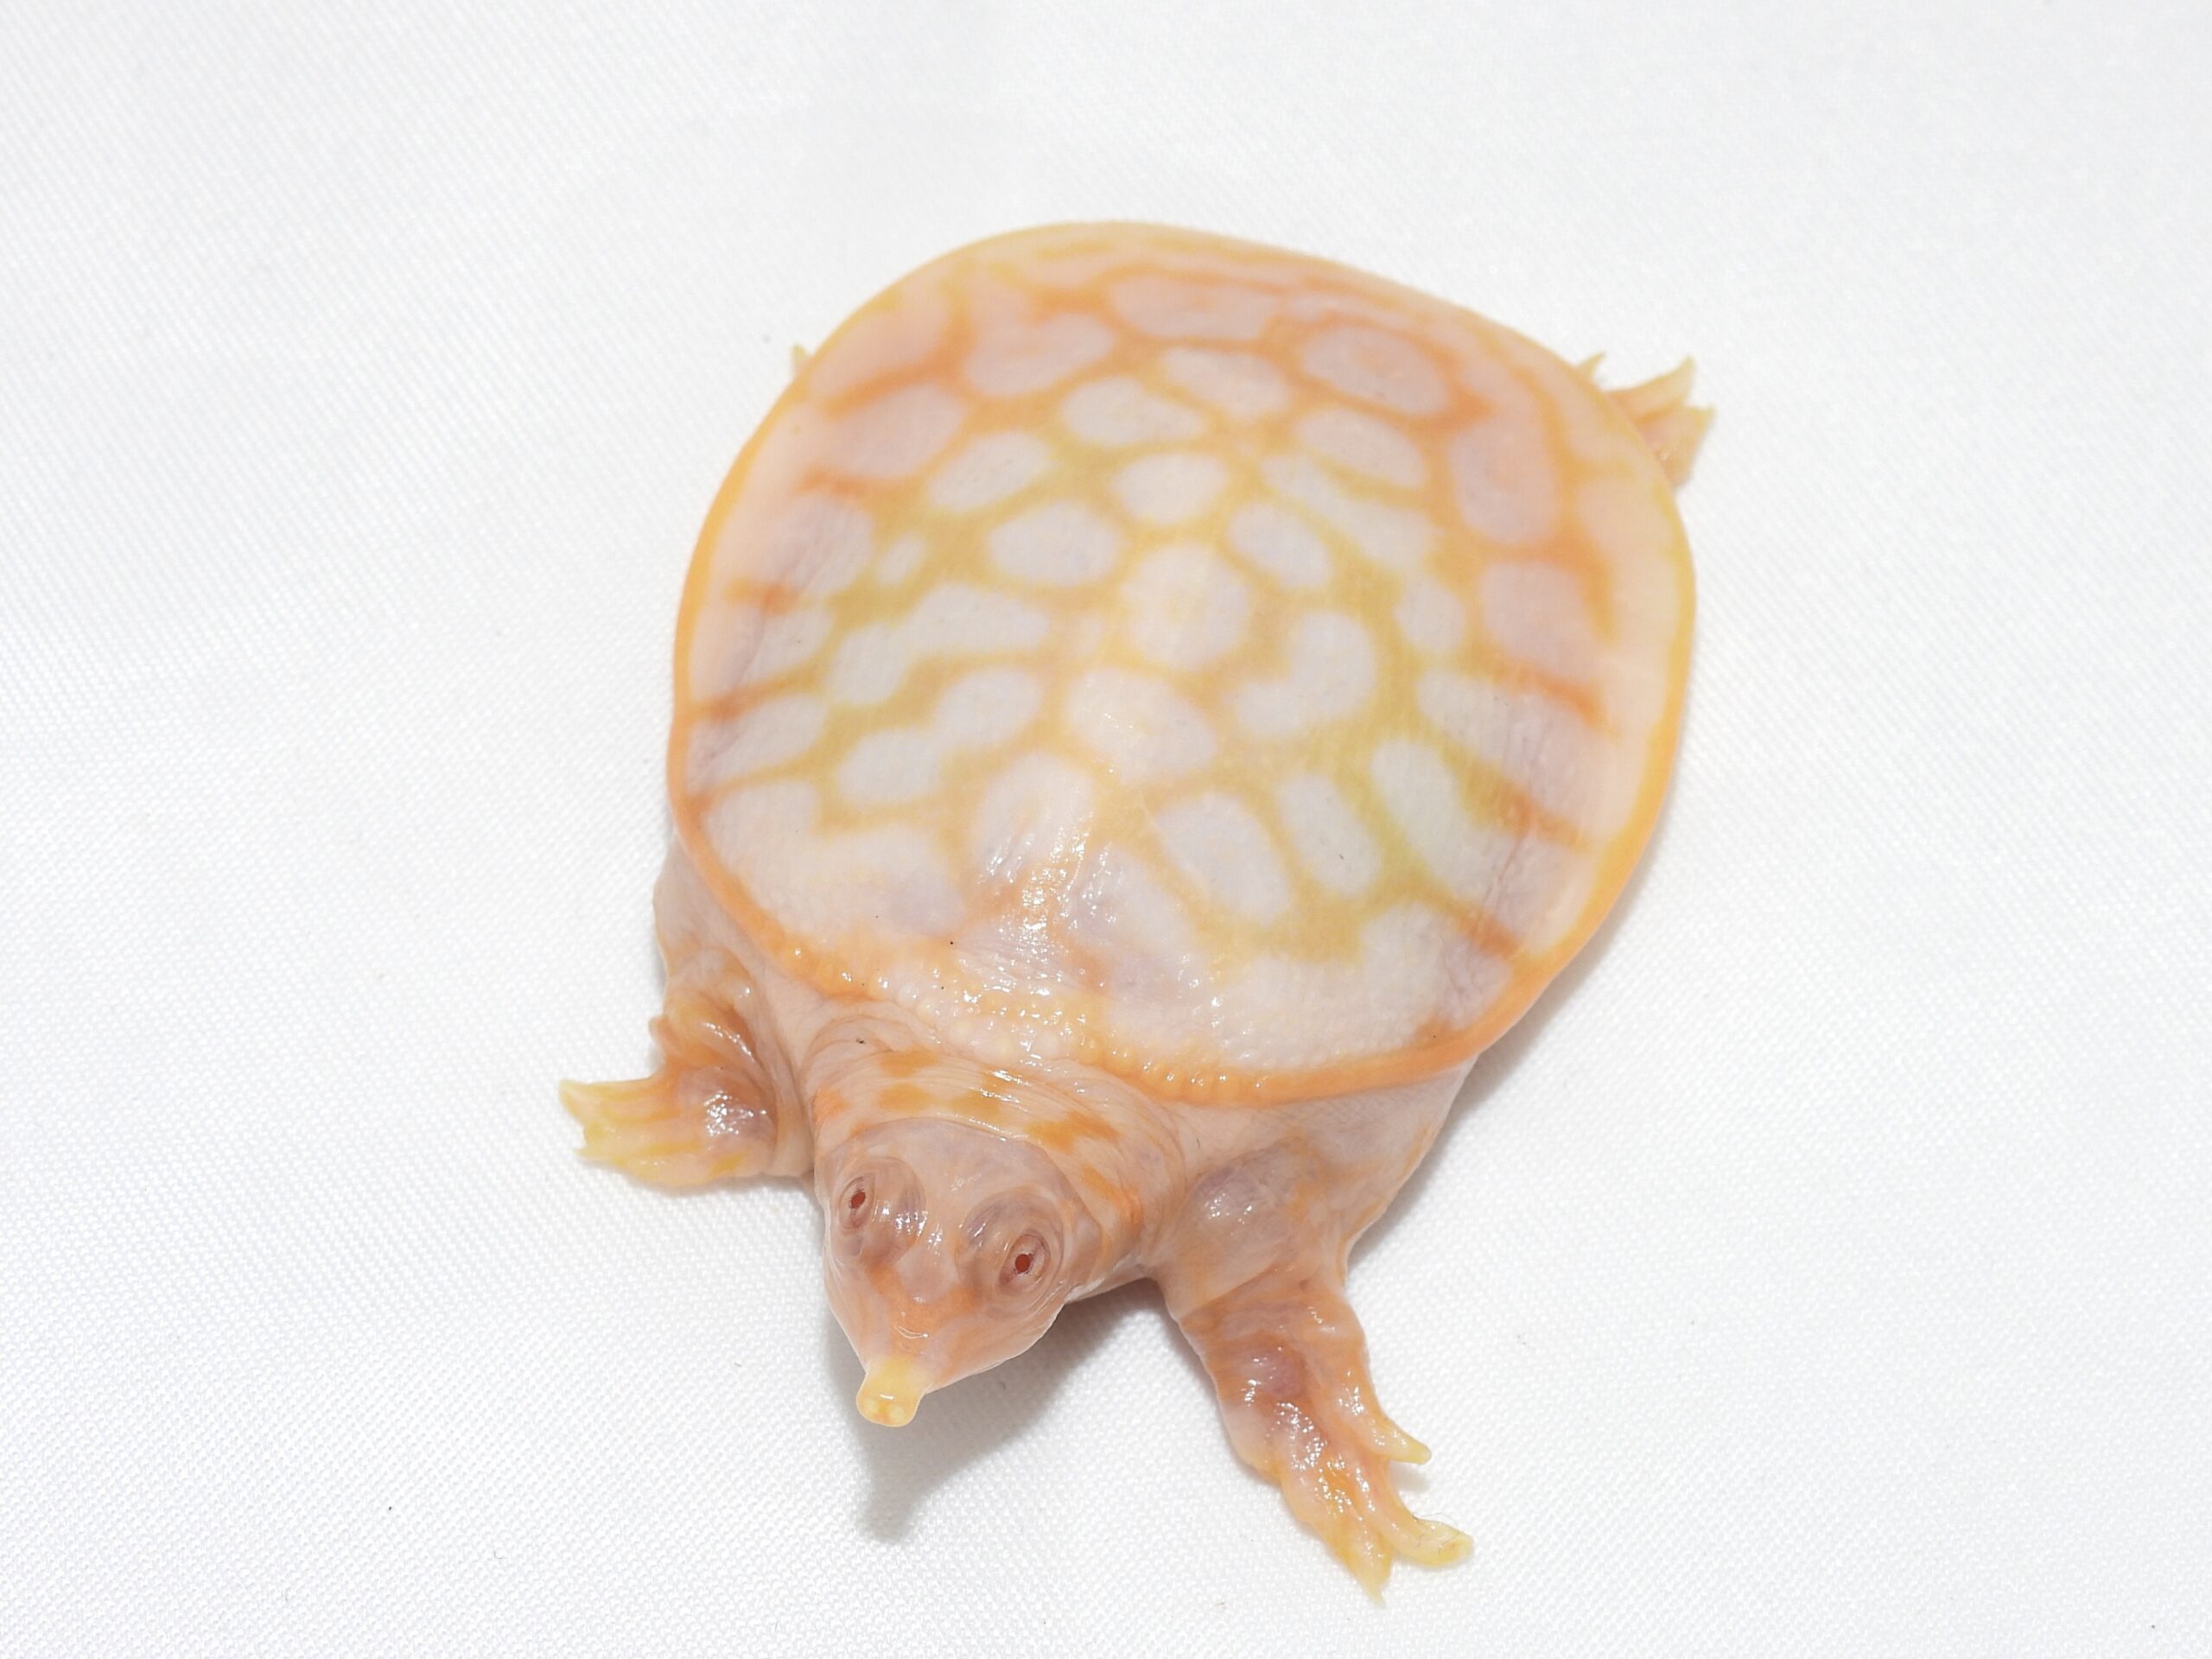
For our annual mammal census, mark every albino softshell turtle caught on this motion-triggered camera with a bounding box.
[565,222,1704,1588]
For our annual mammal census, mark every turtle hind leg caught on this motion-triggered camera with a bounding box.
[1605,357,1713,487]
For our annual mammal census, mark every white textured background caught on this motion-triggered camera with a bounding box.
[4,3,2209,1654]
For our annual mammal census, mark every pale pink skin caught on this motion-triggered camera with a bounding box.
[568,841,1472,1588]
[566,226,1707,1587]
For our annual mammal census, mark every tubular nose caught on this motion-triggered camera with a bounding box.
[856,1357,927,1427]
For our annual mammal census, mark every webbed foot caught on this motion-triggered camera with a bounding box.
[562,947,803,1185]
[1177,1269,1470,1593]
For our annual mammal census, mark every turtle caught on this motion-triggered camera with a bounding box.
[563,222,1705,1590]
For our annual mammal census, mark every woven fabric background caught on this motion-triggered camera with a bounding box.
[4,3,2208,1653]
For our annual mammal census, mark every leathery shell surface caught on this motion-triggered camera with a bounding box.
[672,224,1693,1103]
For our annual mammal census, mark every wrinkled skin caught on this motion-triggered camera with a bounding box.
[819,1116,1102,1425]
[568,842,1476,1591]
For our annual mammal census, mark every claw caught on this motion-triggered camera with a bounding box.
[1409,1518,1473,1567]
[561,1069,670,1126]
[561,1064,771,1187]
[1219,1385,1470,1593]
[1357,1411,1430,1465]
[1293,1446,1466,1594]
[1180,1272,1471,1592]
[1339,1523,1392,1598]
[1605,356,1713,486]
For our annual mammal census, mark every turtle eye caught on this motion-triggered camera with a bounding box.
[836,1176,872,1232]
[832,1161,921,1262]
[1000,1231,1050,1288]
[963,1199,1062,1302]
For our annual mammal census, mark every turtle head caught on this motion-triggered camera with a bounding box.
[817,1103,1104,1427]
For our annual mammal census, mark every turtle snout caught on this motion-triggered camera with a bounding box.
[854,1353,931,1427]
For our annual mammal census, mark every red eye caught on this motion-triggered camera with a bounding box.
[1001,1232,1047,1287]
[832,1161,923,1262]
[836,1178,872,1231]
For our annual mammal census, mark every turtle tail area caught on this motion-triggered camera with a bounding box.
[1593,357,1713,488]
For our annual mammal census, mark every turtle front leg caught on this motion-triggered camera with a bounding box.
[562,943,807,1185]
[1171,1264,1469,1592]
[565,842,810,1186]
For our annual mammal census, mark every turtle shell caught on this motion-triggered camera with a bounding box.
[671,224,1693,1103]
